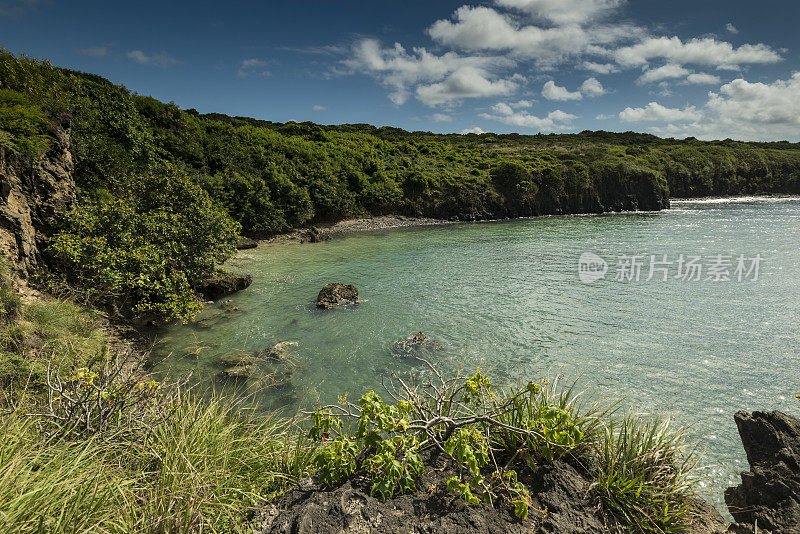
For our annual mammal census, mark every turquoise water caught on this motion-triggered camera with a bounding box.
[150,197,800,508]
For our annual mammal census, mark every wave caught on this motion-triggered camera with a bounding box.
[671,195,800,205]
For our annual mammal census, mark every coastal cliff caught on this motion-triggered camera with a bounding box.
[0,116,74,279]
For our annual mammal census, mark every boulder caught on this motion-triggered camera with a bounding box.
[260,341,298,361]
[219,365,254,380]
[316,283,359,309]
[236,237,258,250]
[393,331,445,356]
[724,410,800,533]
[196,271,252,300]
[301,227,331,244]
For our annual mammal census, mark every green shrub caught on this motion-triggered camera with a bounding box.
[49,166,240,321]
[0,88,53,159]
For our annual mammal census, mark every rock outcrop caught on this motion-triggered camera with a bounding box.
[196,271,253,300]
[316,283,359,309]
[236,237,259,250]
[725,410,800,533]
[0,116,75,278]
[393,331,445,356]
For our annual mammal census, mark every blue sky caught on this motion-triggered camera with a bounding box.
[1,0,799,141]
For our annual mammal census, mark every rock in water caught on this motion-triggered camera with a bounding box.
[261,341,298,361]
[725,410,800,533]
[196,271,253,300]
[316,283,359,309]
[236,237,258,250]
[393,332,444,356]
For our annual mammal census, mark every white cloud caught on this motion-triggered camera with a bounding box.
[580,77,606,96]
[542,80,582,100]
[726,23,739,35]
[481,101,577,131]
[685,73,721,85]
[238,58,271,77]
[79,45,110,57]
[510,99,533,108]
[344,38,512,105]
[495,0,623,25]
[416,67,519,106]
[127,50,181,67]
[582,61,618,74]
[619,102,700,122]
[427,5,640,66]
[461,126,487,134]
[431,113,453,122]
[704,73,800,135]
[615,37,781,69]
[637,64,690,84]
[620,73,800,141]
[313,105,327,112]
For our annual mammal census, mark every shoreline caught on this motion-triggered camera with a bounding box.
[258,215,456,245]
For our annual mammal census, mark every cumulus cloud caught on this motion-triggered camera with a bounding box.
[615,37,781,70]
[481,101,577,131]
[637,64,690,84]
[427,5,640,66]
[238,58,271,77]
[542,78,605,100]
[704,73,800,133]
[580,77,606,96]
[495,0,623,25]
[582,61,618,74]
[461,126,487,134]
[685,73,721,85]
[619,73,800,140]
[416,67,519,106]
[127,50,181,67]
[343,38,512,105]
[313,105,327,112]
[726,23,739,35]
[619,102,700,122]
[542,80,582,100]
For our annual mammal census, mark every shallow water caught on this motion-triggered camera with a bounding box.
[150,197,800,509]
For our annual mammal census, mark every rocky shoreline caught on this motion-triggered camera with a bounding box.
[256,410,800,533]
[259,215,455,245]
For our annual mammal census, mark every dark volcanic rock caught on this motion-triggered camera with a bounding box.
[393,332,445,356]
[301,227,332,244]
[236,237,258,249]
[316,283,359,309]
[724,410,800,533]
[196,271,252,300]
[254,454,607,534]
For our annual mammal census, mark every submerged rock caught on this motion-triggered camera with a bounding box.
[316,283,359,309]
[196,271,253,300]
[219,365,255,380]
[393,331,444,356]
[724,410,800,533]
[219,353,259,367]
[260,341,298,361]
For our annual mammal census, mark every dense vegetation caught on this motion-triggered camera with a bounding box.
[0,261,699,532]
[2,49,800,319]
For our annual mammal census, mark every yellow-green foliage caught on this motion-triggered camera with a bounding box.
[0,395,313,533]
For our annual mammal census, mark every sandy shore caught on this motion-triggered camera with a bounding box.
[259,215,454,245]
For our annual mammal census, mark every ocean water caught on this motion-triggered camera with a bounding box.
[149,197,800,509]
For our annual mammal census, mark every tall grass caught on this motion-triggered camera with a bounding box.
[595,413,697,533]
[0,394,314,533]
